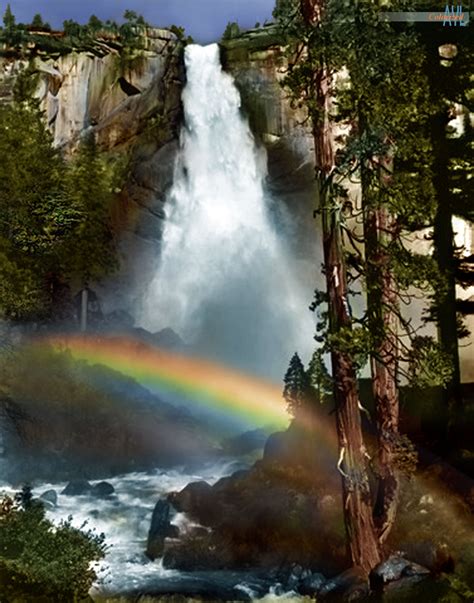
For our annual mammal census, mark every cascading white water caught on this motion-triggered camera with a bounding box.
[140,44,314,380]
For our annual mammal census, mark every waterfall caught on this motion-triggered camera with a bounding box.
[140,44,315,380]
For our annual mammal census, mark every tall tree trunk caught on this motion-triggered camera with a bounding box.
[308,4,381,572]
[354,8,401,545]
[364,204,400,545]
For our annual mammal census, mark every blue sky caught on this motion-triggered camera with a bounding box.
[2,0,276,42]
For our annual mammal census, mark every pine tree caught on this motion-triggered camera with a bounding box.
[3,4,15,30]
[87,15,103,33]
[417,21,474,435]
[62,134,120,288]
[31,13,44,29]
[2,4,22,47]
[283,353,311,416]
[275,0,382,574]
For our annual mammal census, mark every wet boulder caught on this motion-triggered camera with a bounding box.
[319,567,369,601]
[299,572,327,595]
[166,524,180,539]
[146,499,172,560]
[39,489,58,507]
[370,554,430,592]
[92,481,115,498]
[61,479,93,496]
[169,481,214,523]
[400,541,455,574]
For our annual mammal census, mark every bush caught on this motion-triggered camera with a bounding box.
[0,486,106,601]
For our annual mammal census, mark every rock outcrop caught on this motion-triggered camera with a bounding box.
[221,26,319,278]
[0,29,185,312]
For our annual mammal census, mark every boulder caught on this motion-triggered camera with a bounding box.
[61,479,93,496]
[299,572,327,595]
[92,481,115,498]
[319,567,369,601]
[166,524,180,539]
[400,541,455,574]
[146,500,172,560]
[39,489,58,507]
[370,554,430,591]
[263,431,293,465]
[169,481,214,522]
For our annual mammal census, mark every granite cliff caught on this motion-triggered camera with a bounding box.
[0,26,318,313]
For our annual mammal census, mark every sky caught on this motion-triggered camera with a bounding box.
[2,0,276,43]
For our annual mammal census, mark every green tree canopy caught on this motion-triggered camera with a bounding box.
[87,14,103,32]
[283,352,312,416]
[0,87,121,322]
[0,487,105,600]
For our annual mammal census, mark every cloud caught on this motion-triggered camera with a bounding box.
[4,0,276,42]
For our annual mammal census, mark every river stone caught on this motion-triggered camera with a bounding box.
[61,479,93,496]
[146,499,172,560]
[319,567,369,600]
[92,481,115,498]
[370,554,430,591]
[40,489,58,507]
[299,572,327,595]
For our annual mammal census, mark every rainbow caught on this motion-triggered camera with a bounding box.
[39,334,291,430]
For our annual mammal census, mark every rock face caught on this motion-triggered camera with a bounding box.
[0,29,184,313]
[221,29,318,258]
[1,27,320,314]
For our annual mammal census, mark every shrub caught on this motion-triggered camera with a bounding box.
[0,486,106,601]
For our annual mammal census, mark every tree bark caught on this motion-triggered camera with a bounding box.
[307,0,381,573]
[364,205,400,544]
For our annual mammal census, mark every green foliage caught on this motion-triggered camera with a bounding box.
[62,19,82,38]
[1,3,24,48]
[222,22,241,40]
[276,0,457,391]
[31,13,50,31]
[0,487,105,601]
[283,353,313,416]
[87,14,103,32]
[2,4,15,29]
[0,102,74,319]
[307,348,332,403]
[0,6,153,61]
[407,336,454,389]
[169,24,194,45]
[62,135,119,287]
[0,97,120,320]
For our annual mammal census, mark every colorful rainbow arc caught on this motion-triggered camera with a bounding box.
[42,334,291,429]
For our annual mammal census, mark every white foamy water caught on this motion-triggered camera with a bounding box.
[1,462,240,596]
[140,44,315,380]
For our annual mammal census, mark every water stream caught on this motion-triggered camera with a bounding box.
[140,44,315,381]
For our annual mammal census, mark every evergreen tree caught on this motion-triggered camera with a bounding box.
[222,22,241,40]
[62,19,82,38]
[0,99,78,320]
[31,13,44,28]
[3,3,15,30]
[87,14,103,33]
[283,352,311,416]
[418,21,474,430]
[275,0,382,573]
[62,135,119,288]
[0,85,121,321]
[1,4,22,47]
[274,0,460,571]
